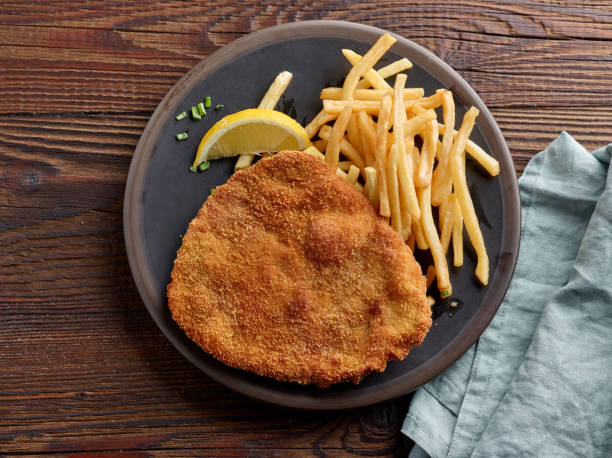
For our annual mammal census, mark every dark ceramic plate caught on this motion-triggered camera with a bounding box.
[123,21,520,410]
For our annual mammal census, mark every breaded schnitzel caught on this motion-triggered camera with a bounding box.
[167,151,431,388]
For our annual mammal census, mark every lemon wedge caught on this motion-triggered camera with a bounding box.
[193,108,311,165]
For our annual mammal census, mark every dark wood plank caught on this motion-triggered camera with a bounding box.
[1,1,611,39]
[0,1,611,113]
[1,0,611,455]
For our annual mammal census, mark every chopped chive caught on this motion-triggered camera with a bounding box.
[175,111,187,121]
[441,289,450,298]
[215,104,224,110]
[198,161,210,172]
[204,96,212,108]
[189,165,197,173]
[191,106,201,120]
[175,132,188,141]
[210,187,215,195]
[197,102,206,116]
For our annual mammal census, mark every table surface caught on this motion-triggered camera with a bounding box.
[1,1,610,455]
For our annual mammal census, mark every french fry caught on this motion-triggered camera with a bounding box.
[374,93,393,217]
[404,109,437,137]
[236,71,294,170]
[318,125,366,172]
[346,165,360,185]
[347,114,366,159]
[364,166,380,210]
[235,154,254,171]
[258,71,293,109]
[407,233,416,252]
[438,198,448,236]
[323,99,381,116]
[411,106,451,296]
[335,167,364,193]
[302,146,325,160]
[467,141,500,176]
[363,112,378,134]
[431,90,455,206]
[438,123,500,176]
[418,185,451,298]
[405,135,416,185]
[387,144,403,233]
[448,107,489,285]
[380,56,413,73]
[312,139,327,152]
[403,135,423,216]
[356,57,413,89]
[412,104,426,115]
[436,139,443,158]
[416,120,439,188]
[412,92,443,110]
[412,217,428,250]
[305,109,336,138]
[321,87,423,101]
[393,73,421,225]
[427,295,436,307]
[439,195,455,253]
[323,99,424,118]
[399,213,412,241]
[325,105,352,171]
[341,39,396,93]
[356,111,378,167]
[425,265,436,289]
[338,160,354,172]
[412,145,421,175]
[452,194,464,267]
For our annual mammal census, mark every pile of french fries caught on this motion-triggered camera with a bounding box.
[236,33,500,299]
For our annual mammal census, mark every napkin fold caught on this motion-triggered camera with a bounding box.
[403,132,612,457]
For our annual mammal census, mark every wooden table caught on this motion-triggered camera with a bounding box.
[1,1,610,455]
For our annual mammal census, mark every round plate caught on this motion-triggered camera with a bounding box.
[123,20,520,410]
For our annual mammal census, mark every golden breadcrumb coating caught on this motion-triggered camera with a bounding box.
[167,151,431,388]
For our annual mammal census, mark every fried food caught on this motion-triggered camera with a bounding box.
[167,151,431,388]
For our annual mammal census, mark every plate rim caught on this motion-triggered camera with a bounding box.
[123,20,521,410]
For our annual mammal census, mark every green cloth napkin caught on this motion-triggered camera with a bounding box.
[403,132,612,457]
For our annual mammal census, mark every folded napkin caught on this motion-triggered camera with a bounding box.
[403,132,612,457]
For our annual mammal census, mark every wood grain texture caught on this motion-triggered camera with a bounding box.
[1,0,611,455]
